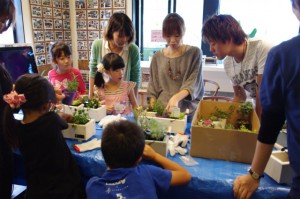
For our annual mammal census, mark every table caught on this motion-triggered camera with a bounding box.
[13,123,291,199]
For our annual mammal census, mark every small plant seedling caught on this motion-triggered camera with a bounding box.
[72,109,90,125]
[67,73,79,92]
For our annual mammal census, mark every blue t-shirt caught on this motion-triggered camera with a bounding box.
[86,164,172,199]
[259,35,300,197]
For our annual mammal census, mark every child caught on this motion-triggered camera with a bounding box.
[2,74,85,198]
[48,41,86,99]
[93,53,138,115]
[86,120,191,199]
[0,64,13,198]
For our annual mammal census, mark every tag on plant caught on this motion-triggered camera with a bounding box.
[179,155,199,166]
[171,107,180,118]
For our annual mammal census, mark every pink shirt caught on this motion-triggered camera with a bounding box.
[94,81,136,115]
[48,68,86,99]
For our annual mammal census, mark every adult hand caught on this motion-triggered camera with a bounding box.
[233,174,259,199]
[143,145,157,160]
[166,96,179,112]
[54,87,65,103]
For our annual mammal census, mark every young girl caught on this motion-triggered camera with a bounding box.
[94,53,138,115]
[48,41,86,99]
[3,74,85,198]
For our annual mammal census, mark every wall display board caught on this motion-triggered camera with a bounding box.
[29,0,71,73]
[29,0,126,73]
[75,0,126,70]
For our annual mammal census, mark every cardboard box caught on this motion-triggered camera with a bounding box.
[190,100,260,164]
[265,151,294,185]
[145,112,187,133]
[62,119,96,141]
[63,105,106,122]
[146,135,169,157]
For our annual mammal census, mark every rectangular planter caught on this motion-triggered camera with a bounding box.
[190,100,260,164]
[145,135,169,157]
[62,119,96,141]
[145,112,187,134]
[63,105,106,122]
[265,151,295,185]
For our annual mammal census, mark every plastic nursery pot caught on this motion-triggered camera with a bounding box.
[62,89,76,105]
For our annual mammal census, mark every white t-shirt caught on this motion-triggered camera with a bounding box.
[224,38,273,98]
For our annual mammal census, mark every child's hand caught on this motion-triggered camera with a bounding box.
[58,112,73,123]
[143,145,157,160]
[54,87,65,104]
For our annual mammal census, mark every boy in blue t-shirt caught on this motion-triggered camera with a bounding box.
[86,120,191,199]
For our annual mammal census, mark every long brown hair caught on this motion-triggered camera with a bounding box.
[0,0,16,33]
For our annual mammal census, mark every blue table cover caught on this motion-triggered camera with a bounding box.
[14,122,291,199]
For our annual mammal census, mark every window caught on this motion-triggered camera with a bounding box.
[219,0,299,45]
[137,0,204,61]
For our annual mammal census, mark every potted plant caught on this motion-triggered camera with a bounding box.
[62,73,79,105]
[62,108,96,141]
[236,101,253,130]
[145,101,187,133]
[64,97,106,122]
[210,105,235,129]
[134,107,169,156]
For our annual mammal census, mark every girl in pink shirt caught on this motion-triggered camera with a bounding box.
[48,41,86,100]
[93,53,138,115]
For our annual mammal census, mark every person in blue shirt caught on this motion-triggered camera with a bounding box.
[233,0,300,198]
[86,120,191,199]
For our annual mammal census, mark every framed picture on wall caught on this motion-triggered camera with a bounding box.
[100,0,112,8]
[77,31,87,40]
[76,0,86,9]
[113,0,125,8]
[53,0,61,8]
[54,9,62,18]
[76,10,86,19]
[30,0,41,5]
[113,9,125,14]
[31,6,42,17]
[54,20,63,29]
[77,21,87,30]
[88,31,99,40]
[62,0,69,8]
[42,0,51,7]
[100,10,112,19]
[35,43,45,54]
[88,20,99,30]
[87,0,98,8]
[44,31,54,41]
[88,10,98,19]
[32,18,43,29]
[44,19,53,29]
[64,31,71,40]
[36,55,46,66]
[33,31,44,41]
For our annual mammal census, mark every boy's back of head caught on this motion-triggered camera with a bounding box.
[102,120,145,169]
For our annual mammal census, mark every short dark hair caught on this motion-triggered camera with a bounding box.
[94,53,125,88]
[101,120,145,169]
[15,74,56,111]
[202,14,247,45]
[104,13,135,44]
[0,0,16,33]
[49,41,72,60]
[162,13,185,37]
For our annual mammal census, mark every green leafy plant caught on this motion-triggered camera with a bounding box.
[238,102,253,119]
[212,105,235,119]
[84,98,99,109]
[67,73,79,92]
[134,107,166,141]
[72,109,90,125]
[151,100,166,117]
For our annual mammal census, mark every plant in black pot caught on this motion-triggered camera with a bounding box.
[236,101,253,130]
[62,74,79,105]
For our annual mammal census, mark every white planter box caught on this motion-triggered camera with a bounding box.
[145,135,169,157]
[145,112,187,134]
[265,151,295,185]
[62,119,96,141]
[63,105,106,122]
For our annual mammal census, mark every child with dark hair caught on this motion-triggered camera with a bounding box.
[2,74,85,198]
[93,52,138,115]
[86,120,191,199]
[48,41,86,99]
[0,64,13,198]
